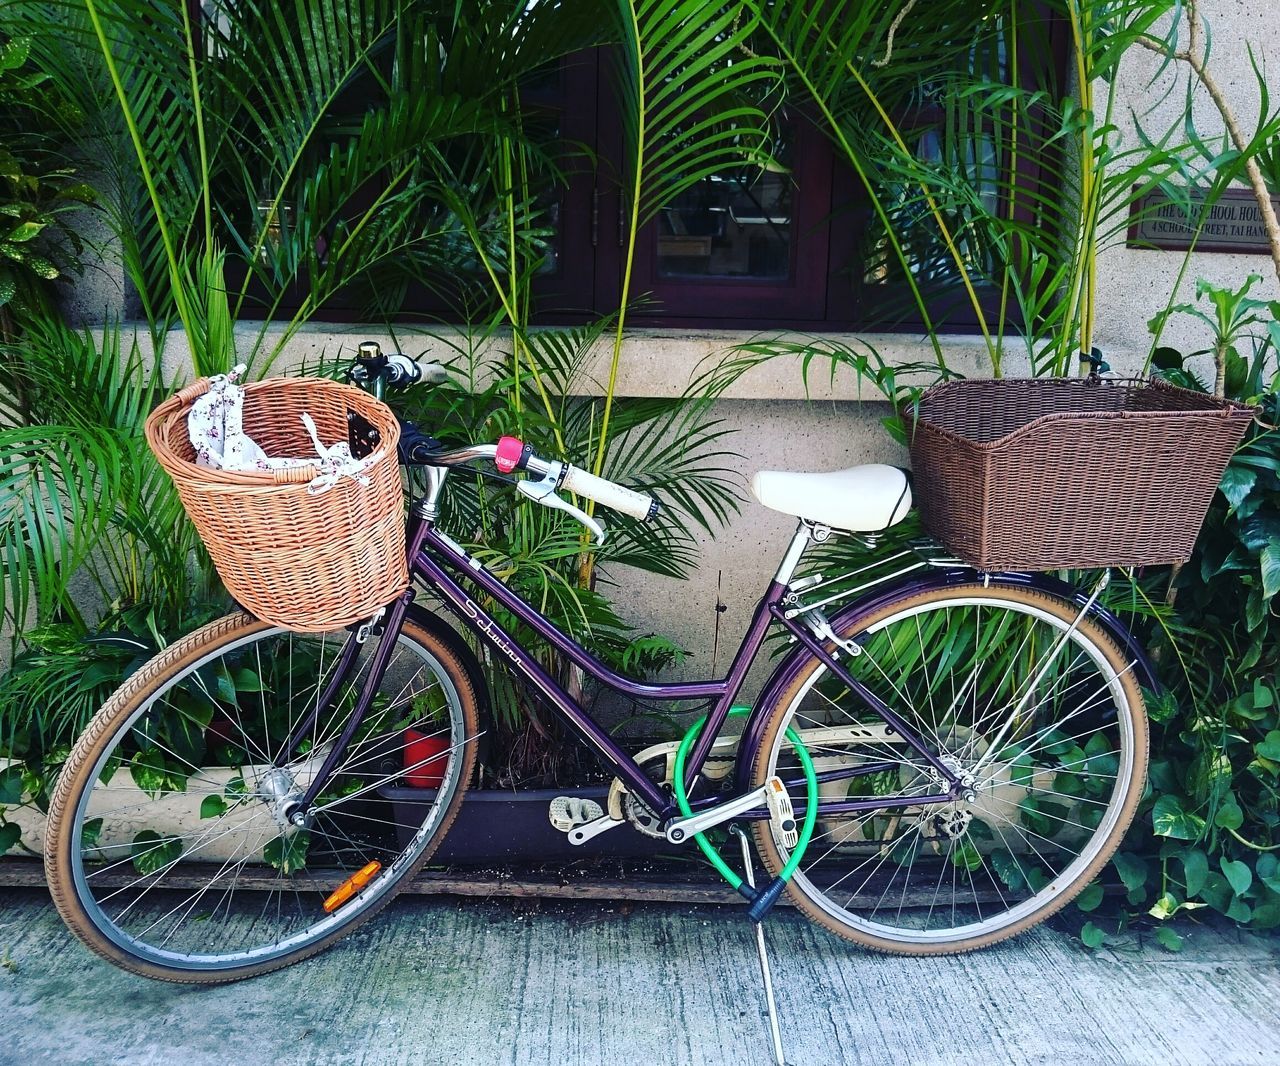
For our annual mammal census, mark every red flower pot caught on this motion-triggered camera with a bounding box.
[403,727,450,788]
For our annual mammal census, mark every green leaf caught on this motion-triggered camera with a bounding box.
[1246,586,1268,633]
[1008,747,1035,786]
[129,748,186,796]
[1112,852,1148,894]
[1220,857,1253,897]
[1257,854,1280,895]
[1080,921,1107,949]
[1256,731,1280,760]
[232,667,268,693]
[130,830,183,877]
[1200,872,1234,913]
[1154,927,1184,952]
[263,832,310,874]
[1152,795,1206,840]
[4,220,45,244]
[20,254,58,280]
[1145,688,1179,725]
[211,663,237,704]
[1239,513,1280,552]
[989,849,1026,892]
[0,36,31,72]
[80,818,102,850]
[1076,881,1104,912]
[1251,893,1280,930]
[55,183,97,205]
[0,820,20,854]
[1182,849,1209,897]
[1149,892,1181,920]
[950,840,983,872]
[200,795,228,819]
[0,766,24,805]
[1215,801,1244,831]
[1219,465,1257,511]
[1262,542,1280,600]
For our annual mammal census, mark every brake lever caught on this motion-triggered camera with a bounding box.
[516,469,606,545]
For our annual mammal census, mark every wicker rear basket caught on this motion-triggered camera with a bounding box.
[906,377,1255,571]
[146,376,408,632]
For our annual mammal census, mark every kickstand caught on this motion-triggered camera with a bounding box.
[732,826,788,1066]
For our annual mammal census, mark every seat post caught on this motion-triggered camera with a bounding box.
[773,522,813,586]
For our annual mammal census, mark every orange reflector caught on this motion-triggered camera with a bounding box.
[322,861,382,914]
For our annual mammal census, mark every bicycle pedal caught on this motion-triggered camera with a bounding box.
[764,777,798,848]
[548,795,605,833]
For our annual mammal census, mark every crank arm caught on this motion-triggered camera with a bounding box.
[568,814,625,846]
[666,780,777,843]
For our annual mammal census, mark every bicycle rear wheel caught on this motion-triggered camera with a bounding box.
[46,610,480,983]
[751,582,1147,954]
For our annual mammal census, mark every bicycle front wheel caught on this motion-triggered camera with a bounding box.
[46,611,479,983]
[751,582,1147,954]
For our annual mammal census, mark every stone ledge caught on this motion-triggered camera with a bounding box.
[113,321,1153,402]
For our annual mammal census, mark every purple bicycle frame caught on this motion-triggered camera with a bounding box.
[396,515,964,822]
[291,505,1159,828]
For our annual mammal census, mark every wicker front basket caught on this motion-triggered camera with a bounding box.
[906,377,1255,571]
[146,376,408,632]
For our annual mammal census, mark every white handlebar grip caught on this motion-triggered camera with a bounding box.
[561,465,658,522]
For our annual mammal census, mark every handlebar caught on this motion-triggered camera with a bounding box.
[412,441,658,524]
[348,343,658,526]
[349,340,447,396]
[560,464,657,522]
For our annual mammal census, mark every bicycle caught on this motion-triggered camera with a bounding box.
[44,347,1151,986]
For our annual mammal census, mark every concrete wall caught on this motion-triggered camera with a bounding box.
[1095,0,1280,362]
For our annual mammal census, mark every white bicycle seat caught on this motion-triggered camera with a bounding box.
[750,464,912,533]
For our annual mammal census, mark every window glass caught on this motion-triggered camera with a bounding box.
[656,145,794,282]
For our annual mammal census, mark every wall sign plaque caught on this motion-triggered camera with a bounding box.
[1128,187,1279,254]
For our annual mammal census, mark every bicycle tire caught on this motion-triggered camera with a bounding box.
[750,582,1148,954]
[45,611,480,983]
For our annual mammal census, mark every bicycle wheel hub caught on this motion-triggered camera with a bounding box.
[937,754,977,799]
[255,766,305,829]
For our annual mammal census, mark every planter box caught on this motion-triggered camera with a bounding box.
[386,785,684,864]
[4,773,682,866]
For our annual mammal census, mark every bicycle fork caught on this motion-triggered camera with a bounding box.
[273,588,417,823]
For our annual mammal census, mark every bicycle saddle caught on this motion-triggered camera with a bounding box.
[749,464,911,533]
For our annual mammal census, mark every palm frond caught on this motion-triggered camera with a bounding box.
[0,423,121,634]
[610,0,777,226]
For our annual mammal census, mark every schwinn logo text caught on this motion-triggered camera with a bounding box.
[460,595,522,666]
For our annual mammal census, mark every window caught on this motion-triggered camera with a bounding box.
[235,15,1069,333]
[537,17,1068,332]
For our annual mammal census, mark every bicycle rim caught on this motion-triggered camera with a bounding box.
[50,614,476,977]
[753,584,1146,951]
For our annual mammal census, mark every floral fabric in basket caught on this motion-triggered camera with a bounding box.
[188,365,382,494]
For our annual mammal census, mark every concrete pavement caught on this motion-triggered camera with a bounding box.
[2,888,1278,1065]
